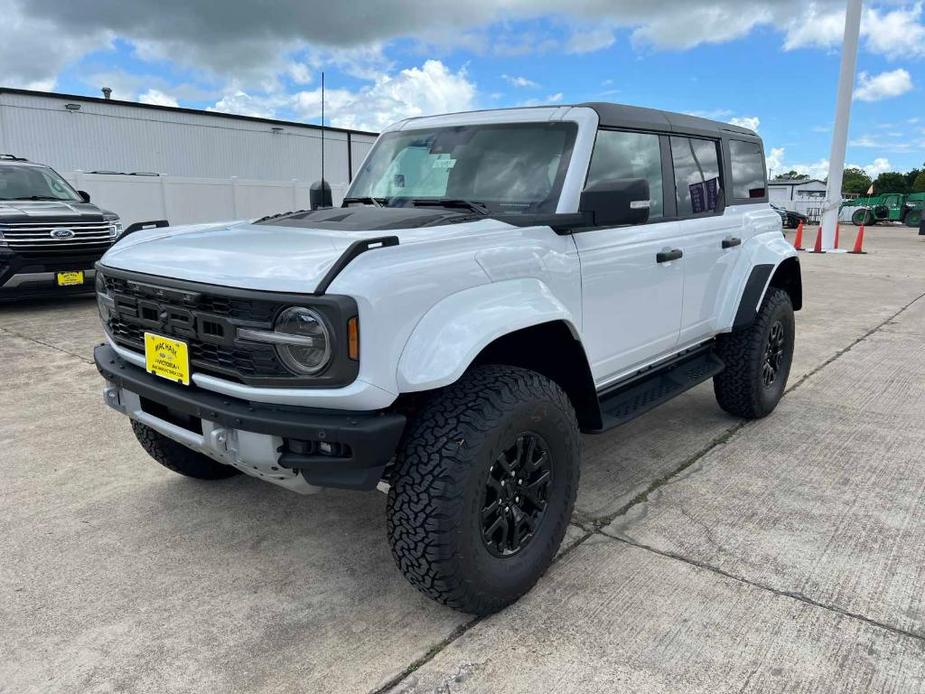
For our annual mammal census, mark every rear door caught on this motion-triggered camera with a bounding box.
[668,135,742,345]
[572,129,683,384]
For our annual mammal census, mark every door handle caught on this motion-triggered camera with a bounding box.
[722,236,742,249]
[656,248,683,263]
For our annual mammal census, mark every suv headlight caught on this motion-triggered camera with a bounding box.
[108,221,124,238]
[239,307,333,375]
[96,271,114,322]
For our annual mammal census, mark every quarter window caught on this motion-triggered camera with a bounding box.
[586,130,663,220]
[670,137,721,216]
[729,140,766,200]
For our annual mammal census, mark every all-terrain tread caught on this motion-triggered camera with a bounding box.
[713,288,793,419]
[131,420,240,480]
[386,365,579,615]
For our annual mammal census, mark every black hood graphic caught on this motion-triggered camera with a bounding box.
[256,205,475,231]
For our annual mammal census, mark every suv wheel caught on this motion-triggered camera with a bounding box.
[713,288,795,419]
[131,421,241,480]
[386,365,580,615]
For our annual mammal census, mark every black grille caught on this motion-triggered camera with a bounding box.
[102,276,291,382]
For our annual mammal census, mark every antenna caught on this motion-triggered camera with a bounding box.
[320,71,325,197]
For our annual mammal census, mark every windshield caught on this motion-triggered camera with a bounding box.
[346,122,578,214]
[0,164,82,202]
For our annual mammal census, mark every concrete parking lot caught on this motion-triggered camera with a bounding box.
[2,225,924,693]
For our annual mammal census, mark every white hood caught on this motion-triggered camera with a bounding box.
[101,220,383,293]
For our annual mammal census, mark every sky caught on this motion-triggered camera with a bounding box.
[2,0,924,178]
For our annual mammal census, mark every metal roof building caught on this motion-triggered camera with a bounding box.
[0,88,377,185]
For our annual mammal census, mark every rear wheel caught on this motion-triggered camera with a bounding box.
[386,365,580,615]
[713,288,795,419]
[131,421,240,480]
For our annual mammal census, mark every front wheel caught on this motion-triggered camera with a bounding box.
[713,288,795,419]
[904,209,922,228]
[386,365,580,615]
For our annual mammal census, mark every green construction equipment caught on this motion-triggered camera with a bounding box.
[842,192,925,227]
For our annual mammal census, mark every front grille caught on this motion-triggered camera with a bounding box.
[1,220,114,256]
[102,275,291,382]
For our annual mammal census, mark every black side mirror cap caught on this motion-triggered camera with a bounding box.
[579,178,650,227]
[78,190,91,203]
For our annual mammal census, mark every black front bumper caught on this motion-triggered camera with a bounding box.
[94,344,406,490]
[0,249,106,300]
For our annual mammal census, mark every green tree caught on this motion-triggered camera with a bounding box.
[874,171,908,194]
[912,171,925,193]
[905,165,923,191]
[774,170,809,181]
[842,167,872,195]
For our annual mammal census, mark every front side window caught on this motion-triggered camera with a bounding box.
[346,122,578,214]
[0,165,81,202]
[729,140,766,200]
[586,130,664,220]
[670,136,721,216]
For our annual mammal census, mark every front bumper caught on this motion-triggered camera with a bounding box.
[0,249,105,300]
[94,344,406,492]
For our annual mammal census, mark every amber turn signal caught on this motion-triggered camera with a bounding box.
[347,316,359,360]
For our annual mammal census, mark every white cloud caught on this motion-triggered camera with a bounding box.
[863,3,925,59]
[138,88,179,107]
[547,92,564,103]
[768,146,900,181]
[729,115,759,131]
[766,147,786,174]
[567,26,616,53]
[855,69,914,102]
[783,2,925,58]
[502,74,538,88]
[857,157,892,177]
[287,62,312,85]
[292,59,476,131]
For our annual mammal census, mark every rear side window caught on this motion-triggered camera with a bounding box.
[670,136,721,216]
[587,130,663,220]
[729,140,767,200]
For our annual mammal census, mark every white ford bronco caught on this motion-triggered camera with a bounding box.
[94,103,800,615]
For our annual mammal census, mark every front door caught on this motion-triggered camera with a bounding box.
[573,129,683,385]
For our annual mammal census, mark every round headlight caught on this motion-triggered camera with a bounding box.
[274,307,332,375]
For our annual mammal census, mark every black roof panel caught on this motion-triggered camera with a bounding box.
[578,102,760,140]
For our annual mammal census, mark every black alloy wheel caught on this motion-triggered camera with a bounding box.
[762,320,785,387]
[481,433,552,557]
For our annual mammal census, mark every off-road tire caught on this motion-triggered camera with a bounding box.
[904,209,922,228]
[386,365,580,615]
[852,208,873,226]
[131,420,240,480]
[713,288,795,419]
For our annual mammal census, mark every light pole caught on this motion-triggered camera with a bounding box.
[821,0,863,251]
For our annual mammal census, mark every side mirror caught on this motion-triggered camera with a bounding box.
[309,180,332,210]
[579,178,650,227]
[78,190,91,203]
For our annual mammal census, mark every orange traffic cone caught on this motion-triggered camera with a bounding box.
[834,223,841,249]
[849,225,867,254]
[810,226,825,253]
[793,222,805,251]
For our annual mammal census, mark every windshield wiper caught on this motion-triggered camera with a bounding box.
[7,195,63,201]
[408,198,491,215]
[342,196,389,207]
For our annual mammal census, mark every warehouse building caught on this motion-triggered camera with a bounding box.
[0,87,378,227]
[768,178,828,222]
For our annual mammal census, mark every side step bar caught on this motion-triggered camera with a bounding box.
[594,347,725,432]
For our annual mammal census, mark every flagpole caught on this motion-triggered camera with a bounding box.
[821,0,863,251]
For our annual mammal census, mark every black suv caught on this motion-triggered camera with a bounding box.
[0,154,122,300]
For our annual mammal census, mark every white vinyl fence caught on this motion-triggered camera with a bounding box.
[63,171,350,229]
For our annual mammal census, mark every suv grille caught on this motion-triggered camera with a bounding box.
[1,220,114,256]
[101,274,291,383]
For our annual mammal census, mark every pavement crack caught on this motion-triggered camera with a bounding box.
[605,533,925,644]
[372,527,595,694]
[0,326,94,365]
[587,288,925,534]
